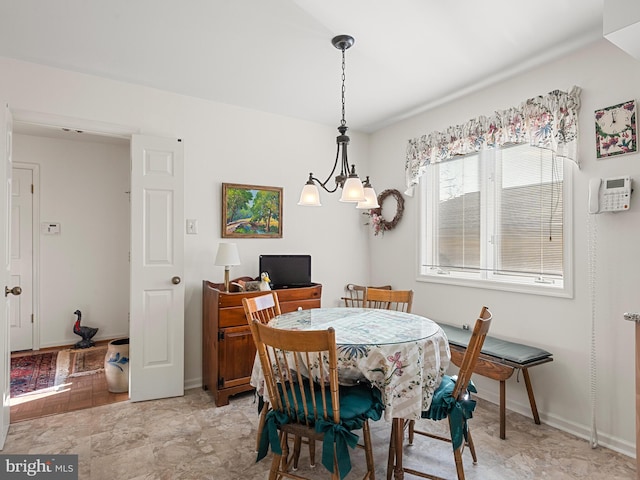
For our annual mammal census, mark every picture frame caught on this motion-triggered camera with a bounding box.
[222,183,283,238]
[595,99,637,159]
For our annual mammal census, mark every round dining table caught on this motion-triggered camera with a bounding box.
[250,307,451,422]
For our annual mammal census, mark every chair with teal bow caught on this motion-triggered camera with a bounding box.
[387,306,492,480]
[249,319,384,480]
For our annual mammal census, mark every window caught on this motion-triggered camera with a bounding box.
[418,143,572,297]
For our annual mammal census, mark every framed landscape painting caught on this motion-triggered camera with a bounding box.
[222,183,283,238]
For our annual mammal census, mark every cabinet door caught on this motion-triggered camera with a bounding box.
[218,325,256,388]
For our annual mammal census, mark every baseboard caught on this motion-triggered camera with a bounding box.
[184,377,202,391]
[476,390,635,459]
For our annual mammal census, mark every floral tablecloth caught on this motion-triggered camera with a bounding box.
[249,307,450,421]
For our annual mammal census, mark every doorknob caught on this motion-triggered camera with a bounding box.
[171,276,181,285]
[5,286,22,297]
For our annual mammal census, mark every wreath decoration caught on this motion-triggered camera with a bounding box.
[363,189,405,236]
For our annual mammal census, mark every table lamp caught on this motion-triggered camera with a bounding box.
[214,242,241,292]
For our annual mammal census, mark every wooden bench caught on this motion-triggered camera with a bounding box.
[439,323,553,440]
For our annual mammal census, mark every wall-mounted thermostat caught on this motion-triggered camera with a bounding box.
[41,222,61,235]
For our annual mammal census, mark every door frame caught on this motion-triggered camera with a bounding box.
[7,110,185,404]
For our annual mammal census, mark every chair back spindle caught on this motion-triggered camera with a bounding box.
[363,287,413,313]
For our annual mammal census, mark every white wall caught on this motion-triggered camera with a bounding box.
[0,55,372,391]
[2,37,638,456]
[12,134,130,347]
[369,38,640,456]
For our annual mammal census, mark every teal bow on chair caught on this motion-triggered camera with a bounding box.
[315,419,359,478]
[256,380,383,480]
[256,381,384,478]
[423,375,478,450]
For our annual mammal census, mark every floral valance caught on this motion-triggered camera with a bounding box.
[405,86,581,195]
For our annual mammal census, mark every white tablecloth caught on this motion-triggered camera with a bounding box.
[250,307,450,421]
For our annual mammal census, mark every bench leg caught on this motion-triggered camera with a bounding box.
[522,368,541,425]
[500,380,506,439]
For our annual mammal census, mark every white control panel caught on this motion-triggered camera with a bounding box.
[41,222,61,234]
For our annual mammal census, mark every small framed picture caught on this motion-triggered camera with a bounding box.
[222,183,283,238]
[595,100,637,158]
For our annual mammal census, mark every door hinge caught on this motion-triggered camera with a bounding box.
[218,331,225,341]
[31,313,34,324]
[31,184,34,194]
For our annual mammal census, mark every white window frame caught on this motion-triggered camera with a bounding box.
[417,146,574,298]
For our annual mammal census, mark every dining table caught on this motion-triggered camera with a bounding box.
[249,306,451,479]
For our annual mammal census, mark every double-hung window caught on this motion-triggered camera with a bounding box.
[418,143,572,297]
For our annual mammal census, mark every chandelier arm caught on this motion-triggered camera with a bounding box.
[315,178,340,194]
[316,143,343,193]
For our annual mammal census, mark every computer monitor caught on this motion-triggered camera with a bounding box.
[258,254,312,289]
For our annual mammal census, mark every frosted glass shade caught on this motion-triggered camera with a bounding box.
[339,177,365,202]
[298,183,322,206]
[356,185,380,209]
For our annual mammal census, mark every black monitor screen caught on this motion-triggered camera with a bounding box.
[259,255,311,289]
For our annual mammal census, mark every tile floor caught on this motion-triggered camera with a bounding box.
[2,389,636,479]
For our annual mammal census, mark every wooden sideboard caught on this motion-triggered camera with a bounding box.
[202,279,322,406]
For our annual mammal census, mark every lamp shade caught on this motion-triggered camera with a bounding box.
[356,181,380,209]
[298,183,322,206]
[339,176,366,202]
[214,243,241,266]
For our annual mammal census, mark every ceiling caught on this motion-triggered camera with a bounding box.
[0,0,605,134]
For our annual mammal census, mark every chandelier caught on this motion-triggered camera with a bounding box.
[298,35,379,209]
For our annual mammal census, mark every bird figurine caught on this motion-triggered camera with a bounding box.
[259,272,272,291]
[73,309,99,349]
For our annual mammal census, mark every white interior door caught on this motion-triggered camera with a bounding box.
[0,104,14,449]
[129,134,184,402]
[9,167,33,351]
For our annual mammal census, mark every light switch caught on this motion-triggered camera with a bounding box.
[186,219,198,234]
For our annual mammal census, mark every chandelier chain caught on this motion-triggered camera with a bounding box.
[341,47,346,127]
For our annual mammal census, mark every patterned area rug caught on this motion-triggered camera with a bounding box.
[10,352,58,397]
[55,345,107,385]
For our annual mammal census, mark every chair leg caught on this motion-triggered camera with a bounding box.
[281,433,290,470]
[386,421,397,480]
[309,439,316,467]
[269,432,287,480]
[256,401,270,452]
[408,419,415,445]
[292,435,302,470]
[362,420,376,480]
[393,417,405,480]
[453,447,466,480]
[466,428,477,464]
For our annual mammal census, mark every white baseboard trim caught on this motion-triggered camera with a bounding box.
[476,391,635,459]
[184,377,202,391]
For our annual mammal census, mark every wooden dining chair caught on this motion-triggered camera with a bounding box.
[363,287,413,313]
[342,283,392,307]
[242,292,282,452]
[387,306,492,480]
[249,320,384,480]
